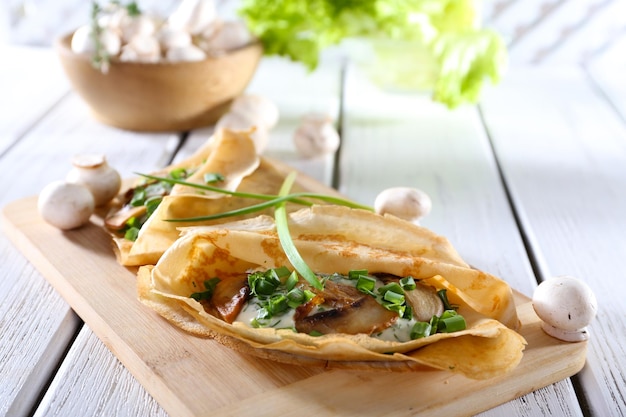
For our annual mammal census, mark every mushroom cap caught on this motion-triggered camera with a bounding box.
[228,95,279,130]
[37,181,95,230]
[66,155,122,207]
[71,154,107,169]
[166,44,207,62]
[374,187,432,222]
[168,0,217,35]
[533,275,597,332]
[293,120,340,158]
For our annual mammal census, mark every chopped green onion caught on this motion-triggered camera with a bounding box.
[190,277,221,301]
[124,226,140,241]
[383,290,405,305]
[286,288,306,308]
[400,276,416,291]
[437,289,457,310]
[145,196,162,216]
[429,315,440,332]
[273,266,292,279]
[248,270,281,296]
[402,304,413,320]
[126,216,142,229]
[438,314,467,333]
[130,188,146,206]
[386,303,406,317]
[356,275,376,294]
[169,167,188,180]
[274,172,323,290]
[378,282,403,297]
[410,322,432,339]
[439,310,458,320]
[349,269,368,280]
[285,271,299,291]
[267,294,289,315]
[204,172,225,183]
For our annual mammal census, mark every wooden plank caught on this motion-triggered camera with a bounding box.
[337,63,585,416]
[540,0,626,65]
[510,0,620,64]
[33,326,169,417]
[0,240,82,417]
[0,88,180,416]
[0,45,70,154]
[1,195,587,417]
[586,36,626,122]
[479,66,626,416]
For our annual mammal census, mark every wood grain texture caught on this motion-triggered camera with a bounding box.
[1,195,587,417]
[480,66,626,416]
[0,46,69,154]
[33,327,170,417]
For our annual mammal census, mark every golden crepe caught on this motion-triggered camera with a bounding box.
[137,205,526,379]
[105,128,325,266]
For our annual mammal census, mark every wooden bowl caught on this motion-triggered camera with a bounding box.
[55,33,263,132]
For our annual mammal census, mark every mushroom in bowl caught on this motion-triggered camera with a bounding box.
[55,0,263,132]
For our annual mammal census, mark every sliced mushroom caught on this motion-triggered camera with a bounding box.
[294,280,398,335]
[104,205,147,230]
[375,273,444,322]
[404,283,445,322]
[200,274,250,324]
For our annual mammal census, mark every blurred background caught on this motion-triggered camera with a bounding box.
[1,0,625,70]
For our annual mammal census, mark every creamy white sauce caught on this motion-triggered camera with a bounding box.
[237,297,297,330]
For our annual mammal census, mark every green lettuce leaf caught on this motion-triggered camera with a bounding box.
[238,0,507,108]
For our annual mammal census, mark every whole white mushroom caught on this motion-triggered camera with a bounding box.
[533,275,597,342]
[199,20,253,53]
[66,154,121,207]
[120,34,161,63]
[293,114,340,159]
[166,44,207,62]
[374,187,432,223]
[229,95,279,130]
[118,13,157,43]
[71,24,121,57]
[38,181,95,230]
[168,0,217,35]
[157,25,193,51]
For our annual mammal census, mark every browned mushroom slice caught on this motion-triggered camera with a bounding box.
[104,205,147,230]
[404,283,444,322]
[294,280,397,335]
[375,273,444,322]
[200,274,250,324]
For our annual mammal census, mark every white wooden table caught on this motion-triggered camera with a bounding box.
[1,43,625,417]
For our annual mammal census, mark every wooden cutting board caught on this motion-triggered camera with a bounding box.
[1,196,587,417]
